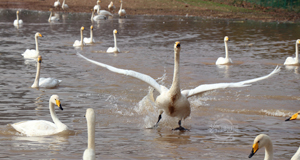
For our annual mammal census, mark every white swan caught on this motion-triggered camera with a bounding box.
[54,0,61,8]
[31,56,62,89]
[106,29,120,53]
[98,10,113,17]
[13,10,23,26]
[83,108,96,160]
[12,95,68,136]
[73,26,85,47]
[94,0,101,13]
[48,9,59,22]
[216,36,233,65]
[285,110,300,121]
[284,39,300,66]
[61,0,68,11]
[108,1,116,12]
[84,25,95,44]
[77,41,280,130]
[22,32,43,59]
[249,134,300,160]
[118,0,126,17]
[91,9,107,21]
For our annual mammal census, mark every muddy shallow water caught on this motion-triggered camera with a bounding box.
[0,9,300,159]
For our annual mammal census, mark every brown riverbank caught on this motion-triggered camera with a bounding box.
[1,0,300,22]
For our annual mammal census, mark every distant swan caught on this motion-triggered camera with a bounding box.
[91,9,106,21]
[284,39,300,66]
[108,1,115,12]
[54,0,61,8]
[118,0,126,17]
[22,32,43,59]
[249,134,300,160]
[61,0,68,11]
[73,26,85,47]
[77,41,280,130]
[12,95,67,136]
[106,29,120,53]
[216,36,233,65]
[13,10,23,26]
[84,25,95,44]
[48,9,59,22]
[83,108,96,160]
[94,0,101,13]
[31,56,62,89]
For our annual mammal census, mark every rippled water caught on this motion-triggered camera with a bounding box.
[0,9,300,159]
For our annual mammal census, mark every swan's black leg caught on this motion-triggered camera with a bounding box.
[172,120,189,131]
[147,113,162,129]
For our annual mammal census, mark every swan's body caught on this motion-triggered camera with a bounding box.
[54,0,61,8]
[98,10,113,17]
[13,11,23,26]
[118,0,126,17]
[22,32,43,59]
[216,36,233,65]
[61,0,68,11]
[249,134,300,160]
[12,95,67,136]
[48,9,59,22]
[91,9,107,21]
[94,0,101,13]
[107,29,120,53]
[284,39,300,66]
[73,26,85,47]
[77,41,280,130]
[31,56,62,88]
[83,108,96,160]
[84,25,95,44]
[108,1,115,12]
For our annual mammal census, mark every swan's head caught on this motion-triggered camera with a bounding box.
[97,0,101,4]
[85,108,95,123]
[90,25,93,30]
[50,95,63,110]
[249,134,271,158]
[285,110,300,121]
[174,41,181,52]
[297,39,300,44]
[49,8,53,11]
[224,36,230,42]
[113,29,118,34]
[35,32,43,38]
[81,26,85,31]
[16,11,19,14]
[37,56,42,63]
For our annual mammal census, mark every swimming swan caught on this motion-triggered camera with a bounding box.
[83,108,96,160]
[73,26,85,47]
[108,1,116,12]
[31,56,62,89]
[91,9,106,21]
[22,32,43,59]
[77,41,280,130]
[284,39,300,66]
[48,9,59,22]
[249,134,300,160]
[13,10,23,26]
[216,36,232,65]
[106,29,120,53]
[84,25,95,44]
[118,0,126,17]
[54,0,61,8]
[61,0,68,11]
[12,95,67,136]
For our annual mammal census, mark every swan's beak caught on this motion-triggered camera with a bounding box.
[248,142,259,158]
[38,33,43,37]
[285,112,298,121]
[175,41,180,48]
[56,99,63,110]
[81,27,85,30]
[297,39,300,44]
[37,56,42,63]
[91,25,93,30]
[114,30,118,34]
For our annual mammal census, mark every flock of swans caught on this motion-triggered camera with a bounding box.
[9,1,300,159]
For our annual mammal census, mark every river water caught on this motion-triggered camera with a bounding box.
[0,9,299,159]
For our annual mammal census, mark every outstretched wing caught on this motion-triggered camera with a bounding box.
[182,66,280,98]
[77,53,163,93]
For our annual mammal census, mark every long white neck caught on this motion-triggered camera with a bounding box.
[62,0,65,6]
[120,1,123,10]
[169,49,180,95]
[49,100,64,128]
[91,11,94,21]
[16,12,19,23]
[295,42,299,61]
[224,41,229,59]
[264,142,274,160]
[90,29,93,43]
[87,116,95,150]
[35,35,39,55]
[113,32,117,49]
[48,11,53,22]
[80,29,84,45]
[31,60,41,88]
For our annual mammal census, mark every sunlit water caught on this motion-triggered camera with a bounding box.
[0,9,300,159]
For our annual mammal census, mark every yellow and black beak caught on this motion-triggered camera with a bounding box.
[56,99,63,110]
[37,56,42,63]
[248,142,259,158]
[91,25,93,30]
[175,41,180,48]
[285,112,298,121]
[39,33,43,37]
